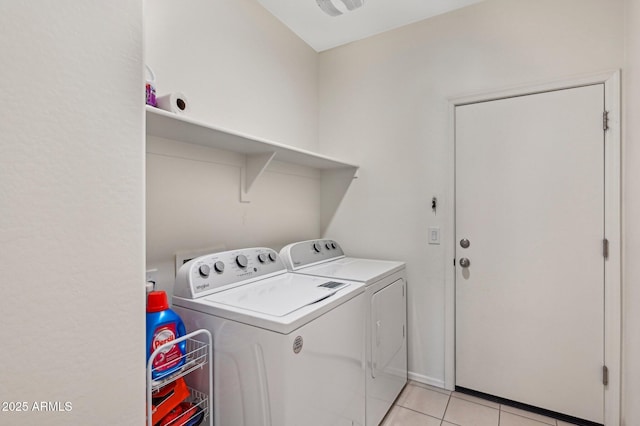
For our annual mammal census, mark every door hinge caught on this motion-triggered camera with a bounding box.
[603,238,609,260]
[603,111,610,131]
[403,325,405,338]
[603,365,609,386]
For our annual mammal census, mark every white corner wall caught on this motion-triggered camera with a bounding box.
[623,0,640,424]
[318,0,624,388]
[144,0,323,294]
[0,2,145,425]
[144,0,319,152]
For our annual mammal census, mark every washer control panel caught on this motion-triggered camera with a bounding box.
[280,239,345,270]
[174,247,285,299]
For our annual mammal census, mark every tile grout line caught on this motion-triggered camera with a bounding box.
[398,385,562,426]
[499,408,559,426]
[393,403,447,423]
[450,392,500,410]
[440,393,454,426]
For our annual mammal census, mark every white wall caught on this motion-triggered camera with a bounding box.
[623,0,640,424]
[145,0,319,152]
[318,0,624,387]
[146,137,322,295]
[144,0,323,294]
[0,2,144,425]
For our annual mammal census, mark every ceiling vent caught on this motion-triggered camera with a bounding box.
[316,0,364,16]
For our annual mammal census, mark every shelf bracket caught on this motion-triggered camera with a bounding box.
[240,152,276,203]
[320,166,359,235]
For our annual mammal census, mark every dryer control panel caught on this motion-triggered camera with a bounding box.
[279,239,345,271]
[174,247,286,299]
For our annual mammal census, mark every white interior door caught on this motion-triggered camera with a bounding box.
[455,85,605,423]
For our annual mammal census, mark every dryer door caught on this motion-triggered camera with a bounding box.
[371,278,406,379]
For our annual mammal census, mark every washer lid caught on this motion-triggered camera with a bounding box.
[298,257,405,283]
[173,273,365,334]
[209,274,350,317]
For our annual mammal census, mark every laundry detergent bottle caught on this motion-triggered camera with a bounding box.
[146,291,187,380]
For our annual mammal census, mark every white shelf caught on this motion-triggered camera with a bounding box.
[146,106,358,170]
[145,106,359,233]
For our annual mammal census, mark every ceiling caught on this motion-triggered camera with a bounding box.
[255,0,485,52]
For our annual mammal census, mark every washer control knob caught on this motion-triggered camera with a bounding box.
[214,261,225,273]
[325,243,332,250]
[313,242,322,253]
[236,254,248,268]
[331,242,337,249]
[199,264,210,278]
[258,253,267,263]
[268,252,277,262]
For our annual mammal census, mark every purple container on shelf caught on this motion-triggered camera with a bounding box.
[146,65,157,107]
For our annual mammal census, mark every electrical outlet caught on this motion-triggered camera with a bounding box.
[146,268,158,292]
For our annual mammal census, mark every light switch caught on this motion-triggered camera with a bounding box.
[428,227,440,245]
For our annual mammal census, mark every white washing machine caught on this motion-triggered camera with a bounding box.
[280,240,407,426]
[172,247,366,426]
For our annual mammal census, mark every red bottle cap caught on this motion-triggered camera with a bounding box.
[147,291,169,313]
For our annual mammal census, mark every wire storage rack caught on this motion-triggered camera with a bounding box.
[146,329,212,426]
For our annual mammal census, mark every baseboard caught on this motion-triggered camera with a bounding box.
[407,371,446,390]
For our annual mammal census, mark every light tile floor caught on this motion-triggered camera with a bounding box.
[381,381,579,426]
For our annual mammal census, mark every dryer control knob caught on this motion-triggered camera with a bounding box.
[236,254,248,268]
[258,253,267,263]
[325,243,332,250]
[199,264,210,278]
[331,242,337,249]
[313,242,322,253]
[214,261,225,273]
[268,252,277,262]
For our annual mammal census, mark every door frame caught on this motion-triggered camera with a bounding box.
[443,70,621,425]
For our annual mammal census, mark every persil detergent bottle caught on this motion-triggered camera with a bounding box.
[146,291,187,380]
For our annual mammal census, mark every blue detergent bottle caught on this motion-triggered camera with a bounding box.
[146,291,187,380]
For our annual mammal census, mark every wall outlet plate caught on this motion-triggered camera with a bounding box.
[145,268,158,292]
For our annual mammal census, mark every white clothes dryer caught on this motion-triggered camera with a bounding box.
[280,240,407,426]
[173,247,366,426]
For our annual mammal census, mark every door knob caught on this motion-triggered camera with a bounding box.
[460,238,470,249]
[459,258,471,268]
